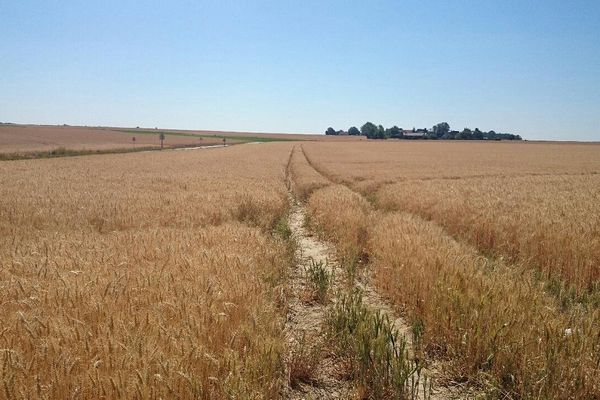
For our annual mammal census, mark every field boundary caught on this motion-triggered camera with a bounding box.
[0,143,234,161]
[116,129,300,142]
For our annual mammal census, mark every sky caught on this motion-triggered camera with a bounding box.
[1,1,599,140]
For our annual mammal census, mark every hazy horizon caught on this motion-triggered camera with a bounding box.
[1,1,599,141]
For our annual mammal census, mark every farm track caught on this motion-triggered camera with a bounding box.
[282,198,355,399]
[283,147,465,399]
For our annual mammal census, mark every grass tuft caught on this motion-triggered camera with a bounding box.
[305,259,332,303]
[327,291,425,399]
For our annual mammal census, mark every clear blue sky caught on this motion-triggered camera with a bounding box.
[1,1,599,140]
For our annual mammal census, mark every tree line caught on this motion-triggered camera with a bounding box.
[325,122,522,140]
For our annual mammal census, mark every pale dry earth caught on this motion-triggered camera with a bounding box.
[0,124,364,153]
[283,198,355,400]
[0,125,212,152]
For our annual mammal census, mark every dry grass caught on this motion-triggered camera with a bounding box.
[0,143,295,399]
[287,333,322,388]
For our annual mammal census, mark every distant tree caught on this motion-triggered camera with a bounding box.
[361,122,378,139]
[325,127,337,135]
[348,126,361,136]
[448,130,460,139]
[442,131,456,140]
[432,122,450,138]
[472,128,484,140]
[482,129,495,140]
[376,125,386,139]
[493,132,522,140]
[386,125,403,139]
[470,128,481,140]
[456,128,472,140]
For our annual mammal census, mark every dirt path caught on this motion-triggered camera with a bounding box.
[283,198,355,399]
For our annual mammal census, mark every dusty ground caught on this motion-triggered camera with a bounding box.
[283,199,355,399]
[0,124,363,153]
[0,125,227,153]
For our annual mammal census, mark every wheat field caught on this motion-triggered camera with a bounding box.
[1,140,599,399]
[0,144,294,399]
[297,141,600,398]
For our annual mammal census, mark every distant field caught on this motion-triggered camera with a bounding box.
[0,125,206,153]
[0,124,362,156]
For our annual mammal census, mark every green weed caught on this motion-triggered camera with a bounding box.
[327,291,424,399]
[305,260,332,303]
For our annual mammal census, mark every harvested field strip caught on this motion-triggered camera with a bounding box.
[0,146,157,161]
[297,145,600,398]
[0,143,233,161]
[117,129,299,142]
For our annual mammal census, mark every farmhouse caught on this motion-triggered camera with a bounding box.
[402,129,427,138]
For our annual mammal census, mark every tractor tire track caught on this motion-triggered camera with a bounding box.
[282,197,355,399]
[284,145,473,399]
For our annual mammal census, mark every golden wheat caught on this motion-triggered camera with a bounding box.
[295,141,600,398]
[377,174,600,294]
[288,146,330,201]
[0,143,294,399]
[369,212,600,398]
